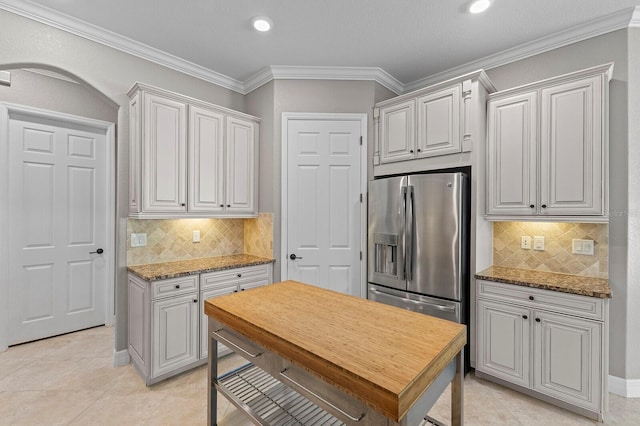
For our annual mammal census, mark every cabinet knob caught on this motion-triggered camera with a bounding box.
[528,296,534,301]
[535,318,541,323]
[181,203,186,207]
[241,288,245,291]
[175,284,180,289]
[193,299,198,303]
[237,274,242,278]
[409,149,414,153]
[233,290,238,293]
[541,204,547,208]
[522,315,528,320]
[529,204,535,208]
[220,204,224,208]
[227,204,231,207]
[417,149,422,152]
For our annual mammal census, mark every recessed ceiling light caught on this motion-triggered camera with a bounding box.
[252,16,273,32]
[468,0,492,14]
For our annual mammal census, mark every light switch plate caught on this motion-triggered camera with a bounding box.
[533,236,545,251]
[193,230,200,243]
[572,239,594,255]
[521,236,532,250]
[131,233,147,247]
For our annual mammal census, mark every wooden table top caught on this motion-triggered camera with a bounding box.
[204,280,466,422]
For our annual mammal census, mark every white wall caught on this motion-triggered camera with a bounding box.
[485,28,636,381]
[0,9,245,353]
[626,25,640,380]
[247,79,394,282]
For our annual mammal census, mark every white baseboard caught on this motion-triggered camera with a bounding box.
[609,375,640,397]
[113,348,130,367]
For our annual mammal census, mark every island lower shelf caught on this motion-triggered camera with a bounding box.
[217,363,346,425]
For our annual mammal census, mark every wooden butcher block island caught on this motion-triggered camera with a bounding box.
[205,281,466,425]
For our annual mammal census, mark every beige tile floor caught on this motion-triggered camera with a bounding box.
[0,326,639,425]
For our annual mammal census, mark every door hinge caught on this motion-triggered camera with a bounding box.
[360,136,363,146]
[360,193,363,203]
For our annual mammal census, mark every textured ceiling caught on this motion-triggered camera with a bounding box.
[7,0,640,87]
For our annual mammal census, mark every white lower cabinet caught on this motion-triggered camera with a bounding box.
[128,263,272,385]
[199,264,271,359]
[476,279,608,421]
[152,293,199,378]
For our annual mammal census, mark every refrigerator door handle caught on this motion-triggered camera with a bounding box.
[399,185,407,281]
[405,185,414,282]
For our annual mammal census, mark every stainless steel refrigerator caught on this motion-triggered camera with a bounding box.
[368,171,470,368]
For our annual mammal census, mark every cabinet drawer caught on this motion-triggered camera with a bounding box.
[201,264,269,290]
[477,279,604,321]
[151,275,198,300]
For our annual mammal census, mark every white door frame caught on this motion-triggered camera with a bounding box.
[281,112,368,297]
[0,102,116,351]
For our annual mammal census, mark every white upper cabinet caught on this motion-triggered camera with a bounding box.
[128,83,260,218]
[379,99,416,163]
[378,86,461,164]
[487,91,538,215]
[142,93,188,213]
[539,76,603,216]
[486,64,612,221]
[416,85,461,158]
[373,71,495,174]
[225,116,256,214]
[188,106,224,213]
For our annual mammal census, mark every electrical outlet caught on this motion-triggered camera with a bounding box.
[192,230,200,243]
[131,233,147,247]
[572,239,594,255]
[521,236,532,250]
[533,236,545,251]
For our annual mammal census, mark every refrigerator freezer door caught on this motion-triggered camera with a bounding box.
[368,176,407,291]
[368,284,460,323]
[407,173,464,301]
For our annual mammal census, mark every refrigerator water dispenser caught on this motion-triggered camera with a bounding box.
[374,233,398,276]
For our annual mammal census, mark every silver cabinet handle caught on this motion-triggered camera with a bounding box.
[211,329,262,358]
[279,368,366,422]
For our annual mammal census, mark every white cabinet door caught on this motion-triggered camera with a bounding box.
[199,284,238,359]
[416,85,461,158]
[225,116,256,214]
[540,76,603,215]
[152,293,199,378]
[477,299,531,388]
[533,310,602,411]
[188,106,225,213]
[486,91,538,215]
[379,99,416,163]
[142,93,187,213]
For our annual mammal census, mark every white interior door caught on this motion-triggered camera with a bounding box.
[7,110,108,345]
[284,115,364,297]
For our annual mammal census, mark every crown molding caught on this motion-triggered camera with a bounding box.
[0,0,245,93]
[244,65,404,95]
[630,6,640,27]
[0,1,636,96]
[403,7,636,92]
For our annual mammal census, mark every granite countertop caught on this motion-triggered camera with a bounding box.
[475,266,611,299]
[127,254,275,281]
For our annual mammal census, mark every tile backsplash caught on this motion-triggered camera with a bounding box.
[493,222,608,278]
[127,213,273,266]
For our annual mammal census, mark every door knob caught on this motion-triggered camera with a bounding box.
[290,253,303,260]
[89,248,104,254]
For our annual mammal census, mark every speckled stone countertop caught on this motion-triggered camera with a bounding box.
[127,254,275,281]
[475,266,611,298]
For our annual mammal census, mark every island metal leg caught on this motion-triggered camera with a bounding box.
[451,351,464,426]
[208,325,218,426]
